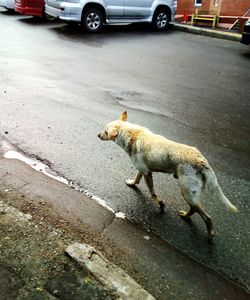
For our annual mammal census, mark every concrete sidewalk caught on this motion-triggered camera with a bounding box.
[171,21,242,42]
[0,157,249,300]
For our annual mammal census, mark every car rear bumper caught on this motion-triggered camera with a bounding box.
[45,3,81,22]
[15,4,43,16]
[45,4,62,18]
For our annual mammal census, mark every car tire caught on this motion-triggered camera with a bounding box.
[82,8,103,33]
[152,8,170,31]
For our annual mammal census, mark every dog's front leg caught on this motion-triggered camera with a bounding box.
[144,173,165,213]
[126,171,142,187]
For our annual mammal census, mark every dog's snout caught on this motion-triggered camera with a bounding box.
[98,133,101,139]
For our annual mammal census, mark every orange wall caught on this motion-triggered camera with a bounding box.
[176,0,250,16]
[220,0,250,16]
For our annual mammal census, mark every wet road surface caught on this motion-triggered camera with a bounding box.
[0,9,250,291]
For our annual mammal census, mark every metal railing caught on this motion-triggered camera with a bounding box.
[228,8,250,31]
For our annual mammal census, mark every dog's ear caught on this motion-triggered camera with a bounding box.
[120,111,128,122]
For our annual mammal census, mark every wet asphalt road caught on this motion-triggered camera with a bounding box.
[0,9,250,291]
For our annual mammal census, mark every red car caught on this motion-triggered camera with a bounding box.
[15,0,45,17]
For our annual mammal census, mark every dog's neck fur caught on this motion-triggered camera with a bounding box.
[115,122,144,155]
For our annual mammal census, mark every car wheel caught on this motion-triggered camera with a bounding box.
[152,8,170,31]
[82,8,103,33]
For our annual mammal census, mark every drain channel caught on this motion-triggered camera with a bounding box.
[2,140,125,219]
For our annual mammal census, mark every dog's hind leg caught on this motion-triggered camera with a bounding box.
[180,203,214,242]
[180,189,214,240]
[179,206,196,219]
[126,171,142,187]
[196,207,214,242]
[178,165,214,241]
[144,173,165,212]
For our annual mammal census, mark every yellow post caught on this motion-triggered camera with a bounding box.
[191,9,198,26]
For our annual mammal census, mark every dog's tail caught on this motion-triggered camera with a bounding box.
[201,166,239,213]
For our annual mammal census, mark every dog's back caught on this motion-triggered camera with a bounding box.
[117,122,208,175]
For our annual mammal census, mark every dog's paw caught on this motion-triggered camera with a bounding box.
[125,179,136,187]
[179,210,189,219]
[207,230,215,244]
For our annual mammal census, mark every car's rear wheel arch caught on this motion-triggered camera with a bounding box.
[81,3,106,32]
[82,3,106,22]
[152,5,171,30]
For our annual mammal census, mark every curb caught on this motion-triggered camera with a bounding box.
[0,157,249,299]
[171,22,241,42]
[0,200,115,300]
[66,243,156,300]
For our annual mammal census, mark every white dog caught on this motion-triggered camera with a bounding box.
[98,111,238,241]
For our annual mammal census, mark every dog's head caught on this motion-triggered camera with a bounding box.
[98,111,127,141]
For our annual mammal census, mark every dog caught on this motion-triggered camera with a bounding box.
[98,111,238,241]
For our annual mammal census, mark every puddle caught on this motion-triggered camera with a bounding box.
[5,150,68,185]
[1,139,126,220]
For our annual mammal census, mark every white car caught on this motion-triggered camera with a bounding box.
[0,0,15,9]
[45,0,176,33]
